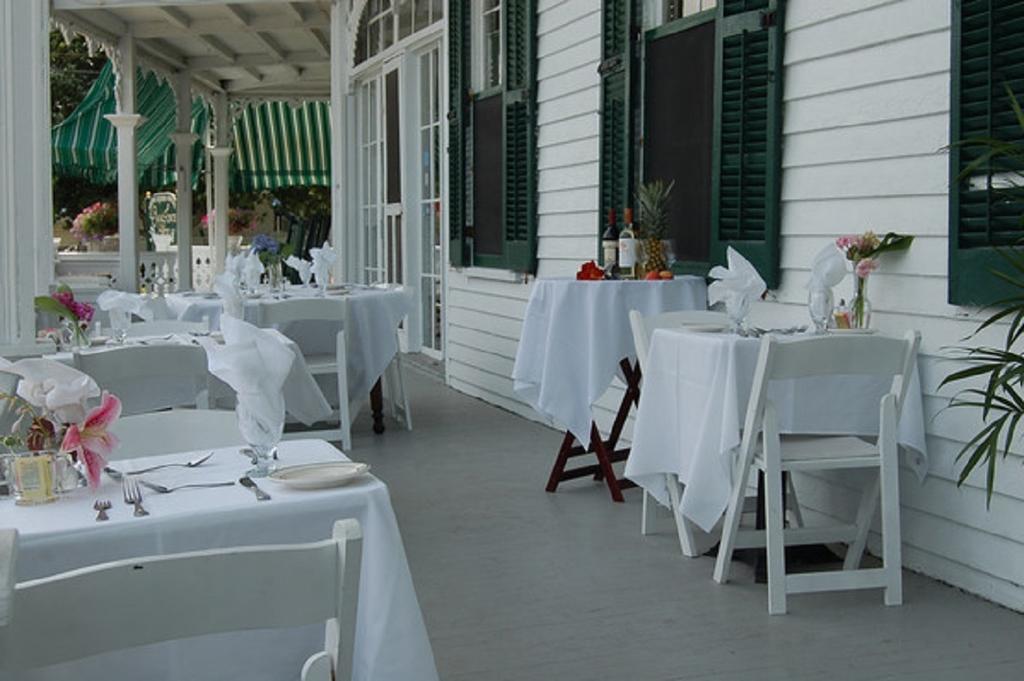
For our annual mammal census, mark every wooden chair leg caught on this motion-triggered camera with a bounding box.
[545,432,576,493]
[666,473,699,557]
[843,473,880,571]
[765,461,787,615]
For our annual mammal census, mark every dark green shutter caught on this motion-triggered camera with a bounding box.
[949,0,1024,305]
[599,0,637,235]
[709,0,784,288]
[448,0,470,267]
[503,0,538,272]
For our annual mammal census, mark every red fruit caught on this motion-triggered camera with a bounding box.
[659,270,673,280]
[644,271,660,280]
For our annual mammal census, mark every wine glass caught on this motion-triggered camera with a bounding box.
[109,308,130,344]
[235,392,285,478]
[807,287,833,335]
[725,294,751,335]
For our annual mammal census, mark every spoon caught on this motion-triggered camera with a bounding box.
[239,476,271,501]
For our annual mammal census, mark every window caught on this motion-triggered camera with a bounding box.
[949,0,1024,305]
[599,0,784,286]
[355,0,444,65]
[449,0,537,272]
[474,0,503,91]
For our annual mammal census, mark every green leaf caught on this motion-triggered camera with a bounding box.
[33,295,73,319]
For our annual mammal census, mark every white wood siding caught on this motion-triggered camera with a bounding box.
[444,0,1024,612]
[747,0,1024,612]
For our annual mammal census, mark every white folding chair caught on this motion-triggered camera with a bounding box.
[258,298,353,451]
[108,410,245,460]
[124,319,209,337]
[0,520,362,681]
[0,370,20,435]
[713,330,920,614]
[72,345,210,415]
[629,309,729,557]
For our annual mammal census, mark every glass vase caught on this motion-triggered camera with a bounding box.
[236,393,285,478]
[60,318,91,352]
[851,276,872,329]
[266,261,285,293]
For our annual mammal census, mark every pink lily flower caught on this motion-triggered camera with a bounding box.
[855,258,879,279]
[60,392,122,488]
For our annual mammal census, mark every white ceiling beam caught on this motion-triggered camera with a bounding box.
[306,28,330,58]
[130,16,330,39]
[155,6,191,31]
[222,4,250,27]
[224,72,326,93]
[284,3,308,23]
[197,34,236,63]
[251,32,302,79]
[186,50,328,69]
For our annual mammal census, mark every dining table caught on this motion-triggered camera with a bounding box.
[166,284,414,433]
[0,438,439,681]
[624,328,929,533]
[512,276,708,501]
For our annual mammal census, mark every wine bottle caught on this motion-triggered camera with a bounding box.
[601,209,619,267]
[618,207,637,279]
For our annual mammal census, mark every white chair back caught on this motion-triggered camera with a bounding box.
[628,309,727,373]
[258,298,347,328]
[739,331,921,460]
[72,345,210,415]
[108,410,245,460]
[0,520,362,681]
[125,319,208,337]
[0,370,20,435]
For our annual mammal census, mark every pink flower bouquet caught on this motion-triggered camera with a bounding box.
[60,392,122,488]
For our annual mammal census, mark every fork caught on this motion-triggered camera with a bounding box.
[138,479,235,494]
[126,452,214,475]
[122,476,149,517]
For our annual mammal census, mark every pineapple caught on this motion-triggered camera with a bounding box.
[636,180,674,274]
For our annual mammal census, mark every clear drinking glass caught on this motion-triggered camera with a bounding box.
[725,294,751,334]
[109,308,130,344]
[235,393,285,478]
[807,287,833,335]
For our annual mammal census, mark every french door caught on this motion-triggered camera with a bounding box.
[418,44,443,356]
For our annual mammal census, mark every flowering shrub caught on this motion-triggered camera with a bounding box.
[70,201,117,242]
[200,208,256,236]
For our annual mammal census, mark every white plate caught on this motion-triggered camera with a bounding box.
[268,462,370,490]
[682,323,727,333]
[830,327,878,335]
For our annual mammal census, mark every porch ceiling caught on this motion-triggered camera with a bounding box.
[52,1,334,99]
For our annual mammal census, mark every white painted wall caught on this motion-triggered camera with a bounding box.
[444,0,1024,611]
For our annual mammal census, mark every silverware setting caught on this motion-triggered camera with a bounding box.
[126,452,214,475]
[121,476,149,517]
[138,479,235,494]
[93,499,111,521]
[239,476,271,501]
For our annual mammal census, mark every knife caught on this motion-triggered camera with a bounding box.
[239,475,271,501]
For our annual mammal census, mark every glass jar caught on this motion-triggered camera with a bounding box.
[60,318,91,351]
[11,451,59,505]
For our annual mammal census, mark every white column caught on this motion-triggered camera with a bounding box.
[105,35,143,292]
[0,0,52,353]
[330,0,351,282]
[210,92,232,274]
[172,71,196,290]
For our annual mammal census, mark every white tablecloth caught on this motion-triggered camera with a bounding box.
[512,277,708,444]
[167,286,415,400]
[1,439,438,681]
[50,333,332,425]
[624,330,929,532]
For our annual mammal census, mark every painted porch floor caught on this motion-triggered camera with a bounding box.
[350,364,1024,681]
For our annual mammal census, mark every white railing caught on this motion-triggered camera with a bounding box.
[56,246,216,293]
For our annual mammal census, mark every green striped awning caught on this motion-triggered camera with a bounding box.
[52,62,332,192]
[52,62,206,188]
[231,100,332,191]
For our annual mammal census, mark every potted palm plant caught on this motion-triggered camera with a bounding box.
[942,87,1024,504]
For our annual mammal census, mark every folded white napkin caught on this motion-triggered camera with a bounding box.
[1,357,100,424]
[310,241,337,287]
[285,255,313,286]
[708,247,767,325]
[96,290,156,321]
[807,243,847,291]
[198,316,294,442]
[242,251,265,291]
[213,272,244,319]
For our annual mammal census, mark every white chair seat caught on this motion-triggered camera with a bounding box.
[303,354,339,373]
[755,435,880,471]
